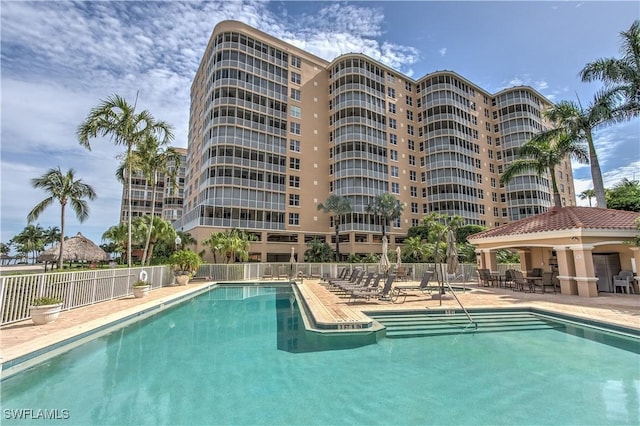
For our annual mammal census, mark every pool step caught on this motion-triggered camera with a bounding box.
[369,311,560,338]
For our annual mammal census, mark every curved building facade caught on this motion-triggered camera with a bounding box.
[179,21,576,262]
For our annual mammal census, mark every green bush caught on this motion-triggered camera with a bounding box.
[31,296,63,306]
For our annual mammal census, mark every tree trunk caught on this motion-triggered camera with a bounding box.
[141,171,158,266]
[549,166,563,207]
[334,222,340,262]
[127,145,133,267]
[586,129,607,208]
[58,202,66,270]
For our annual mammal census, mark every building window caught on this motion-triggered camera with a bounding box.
[290,105,301,118]
[289,213,300,225]
[289,176,300,188]
[491,178,496,188]
[409,170,417,181]
[422,203,428,214]
[411,202,418,213]
[391,166,399,177]
[406,111,413,120]
[390,150,398,161]
[289,194,300,206]
[389,103,396,113]
[389,118,397,129]
[291,72,301,84]
[500,193,506,203]
[393,218,401,228]
[388,87,396,98]
[502,208,508,217]
[408,140,415,151]
[407,125,414,135]
[408,155,416,166]
[479,205,485,214]
[391,182,400,194]
[291,56,302,68]
[406,96,413,106]
[410,186,417,197]
[290,122,301,134]
[489,164,495,173]
[478,190,484,199]
[289,139,300,152]
[492,192,497,202]
[405,82,412,92]
[493,207,499,217]
[290,88,301,101]
[289,158,300,170]
[389,134,397,145]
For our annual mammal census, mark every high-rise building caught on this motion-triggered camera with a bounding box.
[179,20,575,262]
[120,147,187,224]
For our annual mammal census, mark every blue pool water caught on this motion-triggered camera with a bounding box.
[2,286,639,425]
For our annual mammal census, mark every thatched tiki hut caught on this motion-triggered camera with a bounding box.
[39,232,108,270]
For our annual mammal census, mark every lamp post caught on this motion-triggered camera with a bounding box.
[174,236,182,252]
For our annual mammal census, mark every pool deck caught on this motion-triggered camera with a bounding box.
[2,278,639,373]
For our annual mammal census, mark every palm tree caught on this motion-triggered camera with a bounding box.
[203,232,225,264]
[134,135,182,265]
[317,195,353,261]
[580,20,640,118]
[366,193,404,238]
[501,133,589,207]
[43,226,61,248]
[303,238,335,263]
[175,231,197,249]
[27,167,97,269]
[403,236,427,262]
[579,188,597,207]
[422,213,465,295]
[10,224,45,264]
[102,223,128,264]
[77,94,174,267]
[132,216,176,264]
[534,98,612,208]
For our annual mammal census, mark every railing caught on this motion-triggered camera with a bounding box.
[0,265,172,325]
[0,262,487,326]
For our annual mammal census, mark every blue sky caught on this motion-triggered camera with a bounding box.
[1,1,639,248]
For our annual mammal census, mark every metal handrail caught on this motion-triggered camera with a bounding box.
[444,277,478,330]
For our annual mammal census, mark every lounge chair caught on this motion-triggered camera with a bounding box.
[336,272,375,293]
[348,274,395,304]
[262,267,273,280]
[329,269,363,290]
[389,271,435,304]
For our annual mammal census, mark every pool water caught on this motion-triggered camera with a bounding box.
[2,286,639,425]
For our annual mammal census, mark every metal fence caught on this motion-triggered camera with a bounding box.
[0,265,172,325]
[1,262,508,326]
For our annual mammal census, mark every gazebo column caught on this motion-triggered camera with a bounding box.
[630,247,640,293]
[570,244,598,297]
[554,247,577,295]
[481,250,498,272]
[516,249,530,273]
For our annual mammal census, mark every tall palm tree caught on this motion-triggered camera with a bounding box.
[27,167,97,269]
[539,97,613,208]
[317,195,353,261]
[580,20,640,118]
[579,188,597,207]
[366,193,404,238]
[77,94,174,267]
[203,232,225,264]
[422,213,464,296]
[403,236,427,262]
[134,135,182,265]
[102,223,129,264]
[501,133,589,207]
[43,226,61,248]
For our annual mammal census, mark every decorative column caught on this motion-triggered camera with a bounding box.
[569,244,598,297]
[554,247,577,295]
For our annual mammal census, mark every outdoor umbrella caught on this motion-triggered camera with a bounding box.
[445,229,459,281]
[38,232,108,269]
[379,236,390,275]
[396,246,402,269]
[289,247,295,278]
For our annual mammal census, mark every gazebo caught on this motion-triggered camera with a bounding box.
[468,206,640,297]
[39,232,109,268]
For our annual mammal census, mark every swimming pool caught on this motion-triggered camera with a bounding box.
[2,285,639,425]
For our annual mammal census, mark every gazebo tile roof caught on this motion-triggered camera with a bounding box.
[468,207,640,240]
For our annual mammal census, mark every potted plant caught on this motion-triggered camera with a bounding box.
[30,296,63,325]
[132,280,151,298]
[169,250,203,285]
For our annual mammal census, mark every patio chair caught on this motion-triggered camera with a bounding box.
[262,267,273,280]
[348,274,395,304]
[390,271,435,304]
[329,268,363,290]
[613,270,635,294]
[512,270,533,292]
[539,271,557,294]
[477,269,499,287]
[503,269,516,289]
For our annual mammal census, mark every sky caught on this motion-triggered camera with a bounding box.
[1,1,639,249]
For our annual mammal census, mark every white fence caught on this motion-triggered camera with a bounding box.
[0,266,172,325]
[0,262,492,326]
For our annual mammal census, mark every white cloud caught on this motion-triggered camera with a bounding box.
[438,48,447,56]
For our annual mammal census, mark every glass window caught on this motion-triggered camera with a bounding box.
[290,122,301,134]
[290,105,301,118]
[289,213,300,225]
[291,56,302,68]
[289,194,300,206]
[289,139,300,152]
[290,88,301,101]
[391,182,399,194]
[291,72,301,84]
